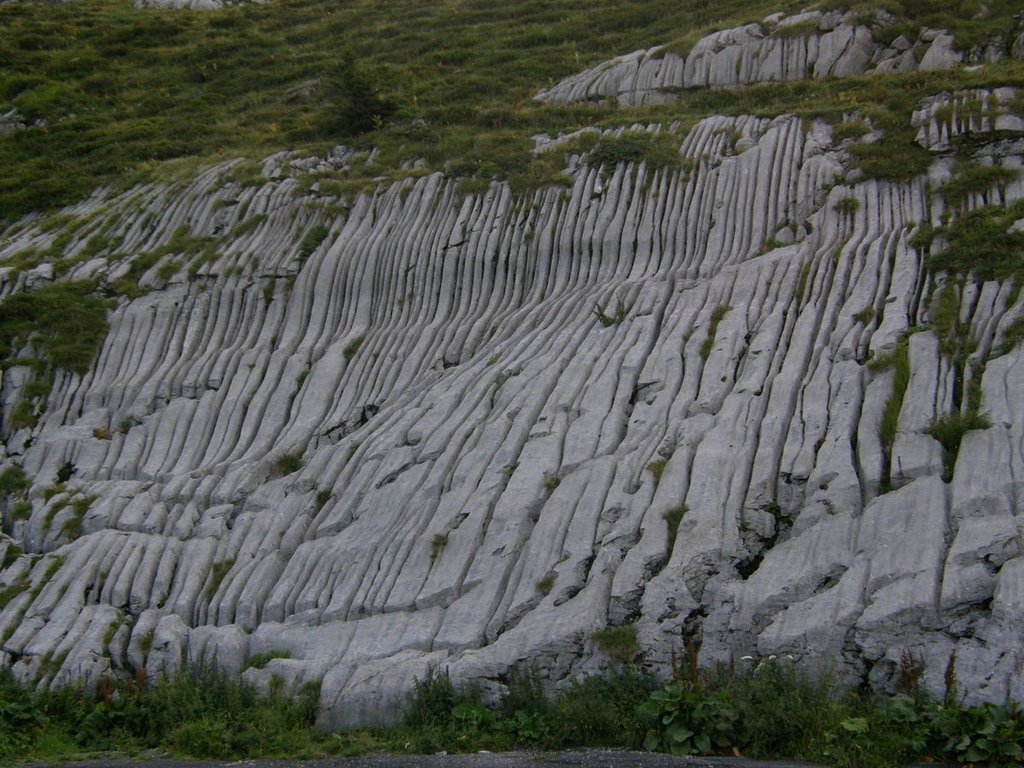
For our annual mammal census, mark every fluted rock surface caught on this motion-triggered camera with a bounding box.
[1,97,1023,725]
[536,10,1001,106]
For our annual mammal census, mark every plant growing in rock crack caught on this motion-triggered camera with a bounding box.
[927,410,991,482]
[593,298,631,327]
[206,558,235,599]
[699,304,731,360]
[273,452,304,476]
[536,571,556,596]
[646,458,668,486]
[244,649,291,671]
[834,196,859,217]
[542,472,559,491]
[592,625,640,664]
[662,505,687,560]
[429,533,448,560]
[343,334,365,360]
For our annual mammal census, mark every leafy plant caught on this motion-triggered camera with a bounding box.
[639,679,737,755]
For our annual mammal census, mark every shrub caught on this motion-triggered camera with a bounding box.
[403,667,457,729]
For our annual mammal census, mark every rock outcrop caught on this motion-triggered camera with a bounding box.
[1,81,1023,725]
[536,10,990,106]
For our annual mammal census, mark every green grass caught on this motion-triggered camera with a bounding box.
[206,558,235,599]
[0,0,720,224]
[0,466,29,496]
[874,340,911,491]
[927,409,991,482]
[272,451,304,476]
[1,0,1021,227]
[662,505,687,560]
[0,281,109,374]
[929,201,1024,284]
[243,649,291,671]
[342,334,365,361]
[700,304,731,360]
[592,625,640,664]
[3,653,1024,766]
[0,666,327,762]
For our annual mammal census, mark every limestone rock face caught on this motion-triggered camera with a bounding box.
[1,93,1024,726]
[537,11,992,106]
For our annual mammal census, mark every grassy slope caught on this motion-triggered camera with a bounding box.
[1,0,1022,227]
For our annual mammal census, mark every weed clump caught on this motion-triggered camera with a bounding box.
[592,625,640,664]
[273,452,304,476]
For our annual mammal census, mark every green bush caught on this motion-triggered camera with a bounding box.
[0,666,325,762]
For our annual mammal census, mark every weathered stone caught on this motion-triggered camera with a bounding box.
[0,87,1021,725]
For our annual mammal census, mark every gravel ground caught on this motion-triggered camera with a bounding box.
[53,750,827,768]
